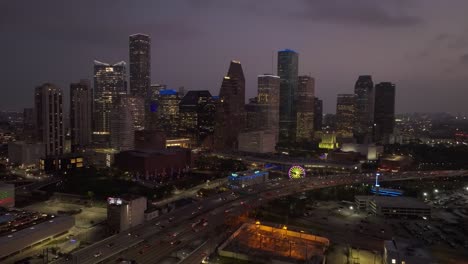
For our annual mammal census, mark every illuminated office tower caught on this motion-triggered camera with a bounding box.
[129,34,151,98]
[214,60,245,150]
[70,79,92,151]
[119,95,145,131]
[157,89,181,136]
[336,94,356,138]
[179,90,216,145]
[296,75,315,142]
[374,82,396,144]
[277,49,299,143]
[93,60,127,145]
[145,83,166,130]
[34,83,64,156]
[354,75,374,143]
[110,100,135,151]
[258,74,280,139]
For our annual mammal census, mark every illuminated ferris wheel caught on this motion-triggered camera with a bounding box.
[288,165,306,179]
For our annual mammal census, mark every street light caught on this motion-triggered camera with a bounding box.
[434,189,439,193]
[423,192,428,197]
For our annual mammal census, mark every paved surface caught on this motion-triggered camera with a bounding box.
[50,170,467,264]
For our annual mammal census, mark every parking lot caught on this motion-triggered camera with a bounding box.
[24,200,106,228]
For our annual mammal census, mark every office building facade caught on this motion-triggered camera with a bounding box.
[374,82,396,143]
[93,60,127,145]
[129,34,151,98]
[214,60,245,150]
[258,74,280,140]
[313,98,323,133]
[336,94,356,139]
[296,75,315,142]
[70,80,92,151]
[34,83,64,156]
[354,75,374,143]
[277,49,299,143]
[179,90,216,145]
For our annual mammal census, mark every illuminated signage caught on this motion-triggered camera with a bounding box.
[107,197,123,205]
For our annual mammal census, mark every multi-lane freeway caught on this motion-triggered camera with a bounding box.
[55,170,468,264]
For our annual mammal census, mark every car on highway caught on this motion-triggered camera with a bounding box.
[94,252,102,258]
[170,240,181,246]
[107,242,115,247]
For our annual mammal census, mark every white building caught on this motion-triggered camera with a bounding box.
[107,195,147,233]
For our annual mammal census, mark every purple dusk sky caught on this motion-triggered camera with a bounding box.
[1,0,468,114]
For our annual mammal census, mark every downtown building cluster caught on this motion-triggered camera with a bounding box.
[11,34,396,175]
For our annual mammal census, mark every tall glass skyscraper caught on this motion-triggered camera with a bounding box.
[277,49,299,143]
[129,34,151,98]
[354,75,374,143]
[214,60,245,150]
[374,82,396,143]
[93,60,127,145]
[296,75,315,142]
[70,79,92,151]
[336,94,356,139]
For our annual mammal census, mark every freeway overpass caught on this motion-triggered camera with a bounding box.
[55,170,468,264]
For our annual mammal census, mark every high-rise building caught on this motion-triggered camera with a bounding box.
[354,75,374,143]
[119,95,145,131]
[22,108,35,141]
[336,94,356,139]
[158,89,181,137]
[313,98,323,132]
[93,60,127,145]
[277,49,299,143]
[110,101,135,151]
[70,79,92,151]
[214,60,245,150]
[296,75,315,142]
[129,34,151,98]
[179,90,216,145]
[145,84,167,130]
[374,82,396,144]
[34,83,64,156]
[258,74,280,140]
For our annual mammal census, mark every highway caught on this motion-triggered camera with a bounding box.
[54,170,468,264]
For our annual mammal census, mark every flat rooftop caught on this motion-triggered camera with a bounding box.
[356,196,430,209]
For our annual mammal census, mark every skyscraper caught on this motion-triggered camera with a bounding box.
[354,75,374,143]
[277,49,299,143]
[179,90,216,145]
[374,82,396,144]
[35,83,64,156]
[313,98,323,132]
[70,79,92,151]
[257,74,280,140]
[110,102,134,151]
[296,75,315,142]
[158,89,181,136]
[119,95,145,131]
[145,83,167,130]
[129,34,151,98]
[93,60,127,145]
[336,94,356,139]
[214,60,245,150]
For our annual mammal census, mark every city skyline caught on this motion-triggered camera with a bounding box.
[2,1,468,114]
